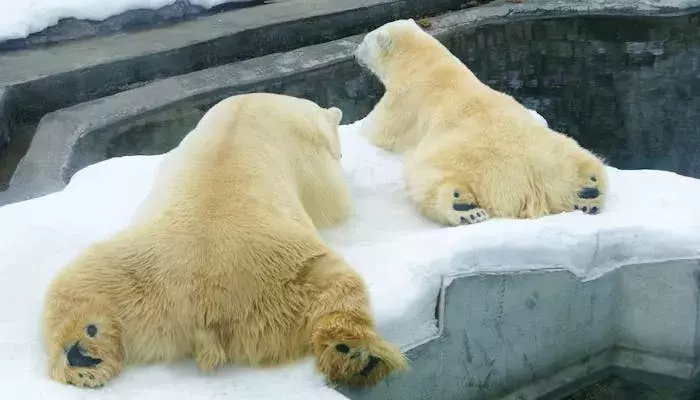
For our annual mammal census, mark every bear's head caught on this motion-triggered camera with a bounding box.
[354,18,433,81]
[316,105,344,161]
[277,94,344,161]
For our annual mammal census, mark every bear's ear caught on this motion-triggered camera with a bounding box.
[325,107,343,126]
[376,30,393,53]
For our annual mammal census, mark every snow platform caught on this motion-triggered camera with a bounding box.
[1,118,699,400]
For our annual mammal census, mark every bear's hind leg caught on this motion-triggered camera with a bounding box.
[305,254,408,388]
[44,295,124,388]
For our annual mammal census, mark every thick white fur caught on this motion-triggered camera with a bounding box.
[355,19,608,226]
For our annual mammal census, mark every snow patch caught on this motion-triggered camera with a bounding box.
[1,111,700,398]
[2,0,180,41]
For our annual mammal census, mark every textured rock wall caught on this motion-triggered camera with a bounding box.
[444,12,700,177]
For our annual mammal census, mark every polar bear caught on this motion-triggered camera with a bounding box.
[354,19,607,226]
[42,93,408,389]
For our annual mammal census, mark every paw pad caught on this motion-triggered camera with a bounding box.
[574,204,599,215]
[577,187,600,199]
[335,344,350,354]
[453,203,477,212]
[332,343,383,376]
[85,324,98,338]
[65,342,102,368]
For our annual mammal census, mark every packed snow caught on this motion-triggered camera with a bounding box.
[1,112,700,399]
[0,0,246,42]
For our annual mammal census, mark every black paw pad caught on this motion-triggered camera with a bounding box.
[460,216,467,224]
[335,344,350,354]
[66,342,102,368]
[578,187,600,199]
[590,206,599,215]
[453,191,460,198]
[590,176,597,182]
[360,356,381,376]
[453,203,477,212]
[85,324,98,338]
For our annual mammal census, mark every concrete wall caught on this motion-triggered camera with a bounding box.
[439,12,700,178]
[336,261,700,400]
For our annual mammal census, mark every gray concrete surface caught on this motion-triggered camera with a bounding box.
[336,261,700,400]
[5,0,700,204]
[0,0,484,200]
[0,0,266,51]
[3,36,374,204]
[0,0,474,123]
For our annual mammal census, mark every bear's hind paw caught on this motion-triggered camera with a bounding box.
[453,202,490,225]
[447,189,490,226]
[46,316,124,388]
[313,313,408,388]
[50,341,120,388]
[573,186,602,215]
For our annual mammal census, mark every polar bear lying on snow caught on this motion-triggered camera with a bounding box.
[354,19,608,227]
[42,93,407,389]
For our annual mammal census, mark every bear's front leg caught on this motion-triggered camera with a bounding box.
[361,96,418,152]
[193,329,227,373]
[44,297,125,388]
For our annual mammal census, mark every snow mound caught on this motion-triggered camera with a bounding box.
[0,0,251,42]
[1,112,699,399]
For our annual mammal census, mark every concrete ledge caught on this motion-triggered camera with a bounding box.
[338,261,700,399]
[4,36,377,203]
[0,0,475,123]
[0,0,492,196]
[0,0,487,191]
[5,0,700,204]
